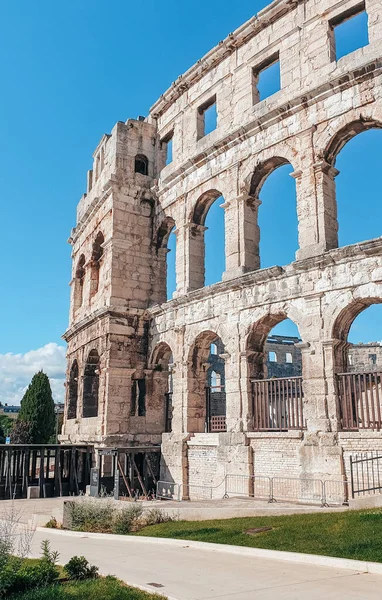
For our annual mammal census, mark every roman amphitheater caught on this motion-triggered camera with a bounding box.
[61,0,382,499]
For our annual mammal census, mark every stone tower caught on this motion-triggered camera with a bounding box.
[61,118,167,446]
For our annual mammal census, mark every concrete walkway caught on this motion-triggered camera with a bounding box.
[30,529,382,599]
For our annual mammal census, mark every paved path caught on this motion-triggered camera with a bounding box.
[30,529,382,599]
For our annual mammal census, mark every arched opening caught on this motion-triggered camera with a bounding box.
[330,128,382,248]
[191,190,225,289]
[135,154,149,176]
[156,217,176,302]
[247,316,304,431]
[82,349,100,418]
[188,332,226,433]
[90,232,104,296]
[67,360,79,420]
[250,158,298,269]
[323,120,382,250]
[74,254,86,311]
[151,342,174,432]
[333,299,382,431]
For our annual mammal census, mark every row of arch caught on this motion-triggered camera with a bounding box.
[157,119,382,300]
[74,231,104,312]
[151,296,382,433]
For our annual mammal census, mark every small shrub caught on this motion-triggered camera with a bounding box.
[64,556,99,581]
[45,517,59,529]
[65,498,115,533]
[143,508,176,527]
[112,504,143,534]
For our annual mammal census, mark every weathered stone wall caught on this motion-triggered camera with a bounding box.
[62,0,382,499]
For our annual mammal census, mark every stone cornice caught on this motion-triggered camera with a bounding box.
[62,306,150,343]
[148,237,382,317]
[150,0,300,118]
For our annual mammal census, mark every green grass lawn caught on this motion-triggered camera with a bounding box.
[11,577,165,600]
[135,509,382,563]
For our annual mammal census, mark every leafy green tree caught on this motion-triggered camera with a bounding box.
[10,420,33,444]
[18,371,55,443]
[0,415,13,442]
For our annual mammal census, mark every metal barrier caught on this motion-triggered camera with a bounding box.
[225,474,272,501]
[156,480,181,501]
[156,475,350,506]
[322,479,349,505]
[271,477,323,505]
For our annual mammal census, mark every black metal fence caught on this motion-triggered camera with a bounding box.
[350,451,382,498]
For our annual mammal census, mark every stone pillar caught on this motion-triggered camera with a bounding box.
[295,158,339,260]
[223,195,260,281]
[223,351,242,432]
[175,223,206,294]
[296,341,331,433]
[314,160,339,252]
[322,339,350,432]
[239,351,255,432]
[104,367,136,438]
[155,246,170,304]
[366,0,382,44]
[169,361,184,434]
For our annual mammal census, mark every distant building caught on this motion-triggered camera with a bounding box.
[0,404,21,420]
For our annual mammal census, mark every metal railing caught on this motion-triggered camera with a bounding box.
[156,480,182,501]
[251,376,305,431]
[206,385,226,432]
[350,452,382,497]
[337,372,382,431]
[157,475,349,506]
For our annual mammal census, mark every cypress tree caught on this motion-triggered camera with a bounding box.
[18,371,56,443]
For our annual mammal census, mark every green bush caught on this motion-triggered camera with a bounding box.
[64,556,99,581]
[45,517,59,529]
[65,499,115,533]
[143,508,175,527]
[0,545,59,598]
[112,504,143,534]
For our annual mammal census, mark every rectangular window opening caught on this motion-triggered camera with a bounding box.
[369,353,377,365]
[131,379,146,416]
[330,5,369,61]
[161,132,173,166]
[253,54,281,104]
[197,96,217,140]
[268,351,277,363]
[286,352,293,364]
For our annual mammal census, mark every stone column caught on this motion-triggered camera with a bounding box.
[314,160,339,252]
[297,341,330,432]
[104,367,136,438]
[239,351,256,432]
[169,361,184,434]
[174,223,206,294]
[223,195,260,281]
[155,246,170,304]
[322,339,350,432]
[222,351,242,432]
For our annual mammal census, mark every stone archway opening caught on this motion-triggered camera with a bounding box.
[324,119,382,250]
[246,315,304,431]
[249,157,298,269]
[333,298,382,431]
[151,342,174,433]
[190,190,225,289]
[188,331,226,433]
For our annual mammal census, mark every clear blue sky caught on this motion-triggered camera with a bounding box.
[0,0,381,358]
